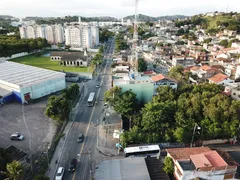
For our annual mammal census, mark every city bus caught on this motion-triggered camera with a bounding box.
[124,145,160,158]
[87,92,96,107]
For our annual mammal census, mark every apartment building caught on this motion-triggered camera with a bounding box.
[19,24,64,44]
[172,56,195,67]
[64,24,98,48]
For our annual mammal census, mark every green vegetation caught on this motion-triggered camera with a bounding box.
[117,83,240,146]
[91,52,103,67]
[115,34,129,52]
[0,35,49,57]
[10,55,90,73]
[104,87,140,119]
[2,160,24,180]
[168,65,190,84]
[219,39,240,48]
[99,29,114,43]
[33,175,50,180]
[163,157,174,175]
[45,84,80,123]
[138,58,147,72]
[175,13,240,34]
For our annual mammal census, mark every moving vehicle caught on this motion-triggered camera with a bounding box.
[96,84,100,88]
[55,167,64,180]
[77,134,84,143]
[10,132,24,141]
[87,92,96,107]
[68,158,77,172]
[124,145,160,158]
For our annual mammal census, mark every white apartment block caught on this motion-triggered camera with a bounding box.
[19,24,64,44]
[64,24,98,49]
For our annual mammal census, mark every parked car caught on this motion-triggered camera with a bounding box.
[77,134,84,143]
[68,158,77,172]
[10,132,24,141]
[55,167,64,180]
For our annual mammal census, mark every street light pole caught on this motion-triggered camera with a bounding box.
[190,123,201,148]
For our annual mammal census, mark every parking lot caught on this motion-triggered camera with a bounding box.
[0,99,57,154]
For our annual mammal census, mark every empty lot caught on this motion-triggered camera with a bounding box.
[0,99,57,154]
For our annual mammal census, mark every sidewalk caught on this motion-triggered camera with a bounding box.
[45,121,73,179]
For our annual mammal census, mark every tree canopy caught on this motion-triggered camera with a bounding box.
[138,58,147,72]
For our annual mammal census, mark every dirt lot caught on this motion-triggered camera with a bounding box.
[0,99,57,154]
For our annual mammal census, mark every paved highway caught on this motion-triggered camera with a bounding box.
[55,38,115,180]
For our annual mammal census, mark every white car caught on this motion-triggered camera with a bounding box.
[96,84,100,88]
[10,132,24,141]
[55,167,64,180]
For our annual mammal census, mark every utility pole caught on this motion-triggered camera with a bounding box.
[190,123,201,148]
[132,0,139,72]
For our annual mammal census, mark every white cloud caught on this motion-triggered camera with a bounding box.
[0,0,240,18]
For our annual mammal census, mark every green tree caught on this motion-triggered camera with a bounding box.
[138,58,147,72]
[3,161,24,180]
[45,95,70,123]
[168,65,187,83]
[163,157,174,174]
[219,39,229,48]
[0,148,11,174]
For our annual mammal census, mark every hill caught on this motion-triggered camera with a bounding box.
[123,14,157,22]
[0,15,15,19]
[123,14,189,22]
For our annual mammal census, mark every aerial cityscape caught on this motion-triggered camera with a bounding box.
[1,0,240,180]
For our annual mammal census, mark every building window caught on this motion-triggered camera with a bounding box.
[233,93,236,96]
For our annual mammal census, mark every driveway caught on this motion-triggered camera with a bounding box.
[0,99,57,154]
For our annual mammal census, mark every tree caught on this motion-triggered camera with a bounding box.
[168,65,188,84]
[3,161,24,180]
[0,148,12,176]
[163,157,174,175]
[219,39,229,48]
[138,58,147,72]
[45,95,70,123]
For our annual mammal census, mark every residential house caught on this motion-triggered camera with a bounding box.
[225,83,240,100]
[50,51,89,67]
[166,147,237,180]
[172,56,195,67]
[190,65,217,80]
[208,73,234,85]
[223,30,237,37]
[151,74,178,94]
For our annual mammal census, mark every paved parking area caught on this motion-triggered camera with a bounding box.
[0,99,57,154]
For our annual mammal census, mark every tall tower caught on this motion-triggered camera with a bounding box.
[132,0,139,72]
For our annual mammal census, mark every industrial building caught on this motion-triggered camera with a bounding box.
[0,61,66,104]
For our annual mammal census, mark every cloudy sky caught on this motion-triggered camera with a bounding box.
[0,0,240,18]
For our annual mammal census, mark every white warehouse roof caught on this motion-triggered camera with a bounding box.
[0,61,65,87]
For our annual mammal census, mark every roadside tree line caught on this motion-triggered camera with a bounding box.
[105,83,240,147]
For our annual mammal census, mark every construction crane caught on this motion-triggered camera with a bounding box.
[132,0,139,72]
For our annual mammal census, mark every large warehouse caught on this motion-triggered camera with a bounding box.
[0,61,66,104]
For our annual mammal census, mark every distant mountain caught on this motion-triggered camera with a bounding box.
[81,16,118,22]
[123,14,190,22]
[123,14,157,22]
[157,15,189,20]
[0,15,15,19]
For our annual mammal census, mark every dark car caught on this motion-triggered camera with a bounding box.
[77,134,84,143]
[68,158,77,172]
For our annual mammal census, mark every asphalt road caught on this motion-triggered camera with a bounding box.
[56,38,115,180]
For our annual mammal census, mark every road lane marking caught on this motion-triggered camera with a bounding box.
[72,47,109,180]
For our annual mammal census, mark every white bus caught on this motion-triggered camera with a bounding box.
[87,92,96,107]
[124,145,160,158]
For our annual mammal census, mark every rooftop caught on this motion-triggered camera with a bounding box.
[0,61,65,87]
[50,51,88,61]
[94,157,151,180]
[208,73,229,83]
[166,147,212,160]
[178,160,196,171]
[151,74,177,82]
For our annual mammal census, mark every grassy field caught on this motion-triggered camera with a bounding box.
[10,55,92,73]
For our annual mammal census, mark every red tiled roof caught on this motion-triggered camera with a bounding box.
[190,154,212,169]
[166,147,212,161]
[190,66,200,71]
[208,73,229,83]
[143,70,156,75]
[203,151,228,167]
[151,74,177,82]
[200,65,212,71]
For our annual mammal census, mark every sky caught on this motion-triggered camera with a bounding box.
[0,0,240,18]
